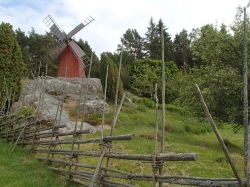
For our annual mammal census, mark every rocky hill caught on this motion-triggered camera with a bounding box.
[18,77,110,133]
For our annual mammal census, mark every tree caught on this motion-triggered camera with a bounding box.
[130,58,179,103]
[172,7,250,128]
[117,29,145,62]
[172,65,242,126]
[156,19,175,62]
[78,39,100,78]
[144,18,175,61]
[174,29,193,69]
[0,22,26,108]
[100,53,124,101]
[144,17,158,59]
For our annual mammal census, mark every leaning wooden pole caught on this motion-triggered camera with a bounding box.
[159,23,165,187]
[110,41,123,136]
[152,84,159,187]
[89,65,109,186]
[105,40,124,171]
[243,7,249,185]
[101,65,109,141]
[195,84,244,187]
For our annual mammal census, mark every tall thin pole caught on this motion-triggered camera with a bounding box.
[110,41,123,136]
[152,84,159,187]
[243,7,249,185]
[159,24,165,187]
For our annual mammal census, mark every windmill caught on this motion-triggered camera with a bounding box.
[42,15,94,78]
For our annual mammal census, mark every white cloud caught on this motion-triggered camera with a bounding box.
[0,0,248,58]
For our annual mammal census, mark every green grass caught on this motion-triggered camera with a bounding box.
[0,99,245,187]
[0,139,81,187]
[81,101,244,186]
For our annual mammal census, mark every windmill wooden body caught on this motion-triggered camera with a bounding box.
[43,15,94,78]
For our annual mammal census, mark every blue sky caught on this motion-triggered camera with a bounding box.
[0,0,249,57]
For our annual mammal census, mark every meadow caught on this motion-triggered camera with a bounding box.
[0,96,245,186]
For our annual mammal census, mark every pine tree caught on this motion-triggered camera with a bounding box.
[144,18,175,61]
[174,29,193,69]
[100,53,124,101]
[78,39,100,78]
[0,22,26,108]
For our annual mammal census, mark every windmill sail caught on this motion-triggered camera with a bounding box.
[68,40,85,58]
[43,15,65,41]
[67,16,94,38]
[50,24,65,41]
[67,23,85,38]
[48,42,67,60]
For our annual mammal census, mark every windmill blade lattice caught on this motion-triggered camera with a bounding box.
[48,42,67,60]
[67,16,94,38]
[68,40,85,58]
[68,40,91,67]
[43,15,66,41]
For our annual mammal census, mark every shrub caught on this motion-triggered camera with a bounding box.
[17,107,34,117]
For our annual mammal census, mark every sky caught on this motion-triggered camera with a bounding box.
[0,0,249,58]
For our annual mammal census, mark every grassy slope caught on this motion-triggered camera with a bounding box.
[0,101,244,187]
[0,139,81,187]
[82,102,245,186]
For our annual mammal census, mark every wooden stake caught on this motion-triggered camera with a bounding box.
[159,21,165,187]
[152,84,159,187]
[195,83,244,187]
[243,7,249,186]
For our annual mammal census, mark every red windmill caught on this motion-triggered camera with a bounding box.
[43,15,94,78]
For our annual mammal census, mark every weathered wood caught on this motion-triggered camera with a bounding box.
[243,7,249,186]
[46,163,246,187]
[90,146,107,186]
[159,22,166,187]
[23,134,135,146]
[100,178,135,187]
[103,173,246,187]
[195,84,244,187]
[152,84,159,187]
[51,166,135,187]
[101,65,109,140]
[0,123,65,136]
[10,129,91,142]
[0,115,34,128]
[37,156,135,176]
[11,121,30,153]
[35,149,198,161]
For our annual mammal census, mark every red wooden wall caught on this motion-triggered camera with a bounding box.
[57,45,86,78]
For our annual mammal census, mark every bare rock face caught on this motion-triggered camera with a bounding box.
[78,100,110,114]
[19,77,110,133]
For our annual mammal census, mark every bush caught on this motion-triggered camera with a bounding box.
[17,107,34,117]
[132,97,155,109]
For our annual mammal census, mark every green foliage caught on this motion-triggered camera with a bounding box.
[174,29,193,69]
[166,104,184,114]
[132,97,155,109]
[17,107,35,117]
[117,29,145,60]
[0,22,26,107]
[130,58,179,103]
[144,18,175,61]
[78,39,100,78]
[100,53,124,101]
[171,65,243,125]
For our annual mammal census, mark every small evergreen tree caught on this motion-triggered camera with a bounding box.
[100,53,124,101]
[0,22,26,108]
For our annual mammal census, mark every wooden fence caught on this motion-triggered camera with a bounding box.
[0,97,246,187]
